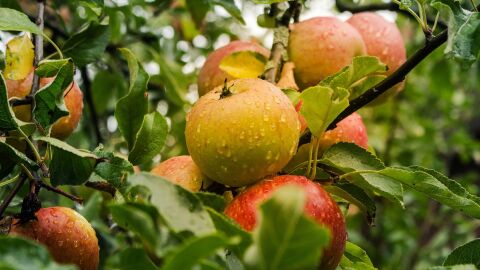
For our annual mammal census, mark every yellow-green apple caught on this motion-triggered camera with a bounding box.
[224,175,346,270]
[10,207,99,270]
[151,155,208,192]
[289,17,366,88]
[347,12,407,103]
[185,78,300,187]
[197,40,269,96]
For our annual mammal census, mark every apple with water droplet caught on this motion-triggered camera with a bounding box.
[224,175,346,270]
[151,155,209,192]
[289,17,366,88]
[185,78,300,187]
[10,207,99,270]
[347,12,407,104]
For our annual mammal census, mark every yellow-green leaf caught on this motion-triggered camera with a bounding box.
[4,35,34,80]
[219,51,267,79]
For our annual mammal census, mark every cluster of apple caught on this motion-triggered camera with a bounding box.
[151,12,406,270]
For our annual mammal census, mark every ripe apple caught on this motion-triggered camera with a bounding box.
[10,207,99,270]
[185,78,300,187]
[5,71,84,139]
[347,12,407,103]
[289,17,366,88]
[151,155,208,192]
[197,40,269,96]
[224,175,346,270]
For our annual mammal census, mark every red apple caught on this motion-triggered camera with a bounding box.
[197,40,270,96]
[10,207,99,270]
[225,175,346,270]
[151,155,208,192]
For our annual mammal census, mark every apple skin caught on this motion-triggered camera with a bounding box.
[289,17,366,88]
[10,207,99,270]
[151,155,207,192]
[224,175,347,270]
[185,78,300,187]
[5,72,84,139]
[197,40,270,96]
[347,12,407,103]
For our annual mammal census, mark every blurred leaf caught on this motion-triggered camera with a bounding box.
[206,207,252,255]
[35,59,70,77]
[126,173,216,235]
[219,51,267,79]
[106,247,157,270]
[0,140,37,179]
[154,52,188,106]
[0,0,21,10]
[444,239,480,267]
[62,22,110,67]
[211,0,245,24]
[38,137,98,186]
[299,86,349,137]
[252,0,289,3]
[115,48,149,149]
[91,70,126,114]
[3,35,34,80]
[129,111,168,165]
[94,149,133,189]
[79,0,104,16]
[0,8,41,34]
[0,74,19,132]
[340,242,376,270]
[429,265,478,270]
[196,192,227,212]
[431,0,480,65]
[78,191,103,221]
[33,60,73,130]
[186,0,210,26]
[0,237,76,270]
[244,186,330,270]
[320,143,404,208]
[161,233,234,270]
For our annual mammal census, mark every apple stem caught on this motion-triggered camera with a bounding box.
[220,79,233,99]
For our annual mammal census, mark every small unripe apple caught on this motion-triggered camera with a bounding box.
[10,207,99,270]
[347,12,407,103]
[197,40,269,96]
[5,71,84,139]
[151,155,208,192]
[289,17,366,88]
[224,175,346,270]
[185,78,300,187]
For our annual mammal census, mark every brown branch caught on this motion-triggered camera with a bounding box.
[85,181,116,197]
[0,174,27,219]
[30,0,45,96]
[39,182,84,204]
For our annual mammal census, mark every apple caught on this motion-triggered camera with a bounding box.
[289,17,366,88]
[151,155,208,192]
[10,207,99,270]
[197,40,270,96]
[347,12,407,103]
[5,71,84,139]
[224,175,346,270]
[185,78,300,187]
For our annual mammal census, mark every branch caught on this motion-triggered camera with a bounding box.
[38,181,84,204]
[80,67,103,145]
[30,0,45,96]
[335,0,447,29]
[85,181,116,197]
[0,174,27,219]
[9,96,33,107]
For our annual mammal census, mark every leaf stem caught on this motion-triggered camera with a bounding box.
[17,128,42,164]
[0,175,20,188]
[0,173,27,218]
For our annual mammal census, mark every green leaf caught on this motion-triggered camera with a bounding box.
[244,186,330,270]
[38,137,98,186]
[0,73,19,132]
[219,51,267,78]
[206,207,253,255]
[444,239,480,267]
[33,60,74,130]
[0,8,41,34]
[62,22,110,67]
[429,265,478,270]
[153,52,189,106]
[0,140,37,179]
[196,192,227,212]
[0,236,76,270]
[106,247,157,270]
[125,173,216,236]
[431,0,480,65]
[211,0,245,24]
[128,111,168,165]
[161,233,234,270]
[186,0,210,26]
[35,59,71,77]
[252,0,289,4]
[93,149,134,189]
[110,203,158,250]
[299,86,349,137]
[340,242,376,270]
[115,48,149,149]
[320,143,404,208]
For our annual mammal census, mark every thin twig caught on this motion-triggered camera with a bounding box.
[38,182,84,204]
[0,174,28,218]
[31,0,45,96]
[80,67,103,145]
[85,181,116,197]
